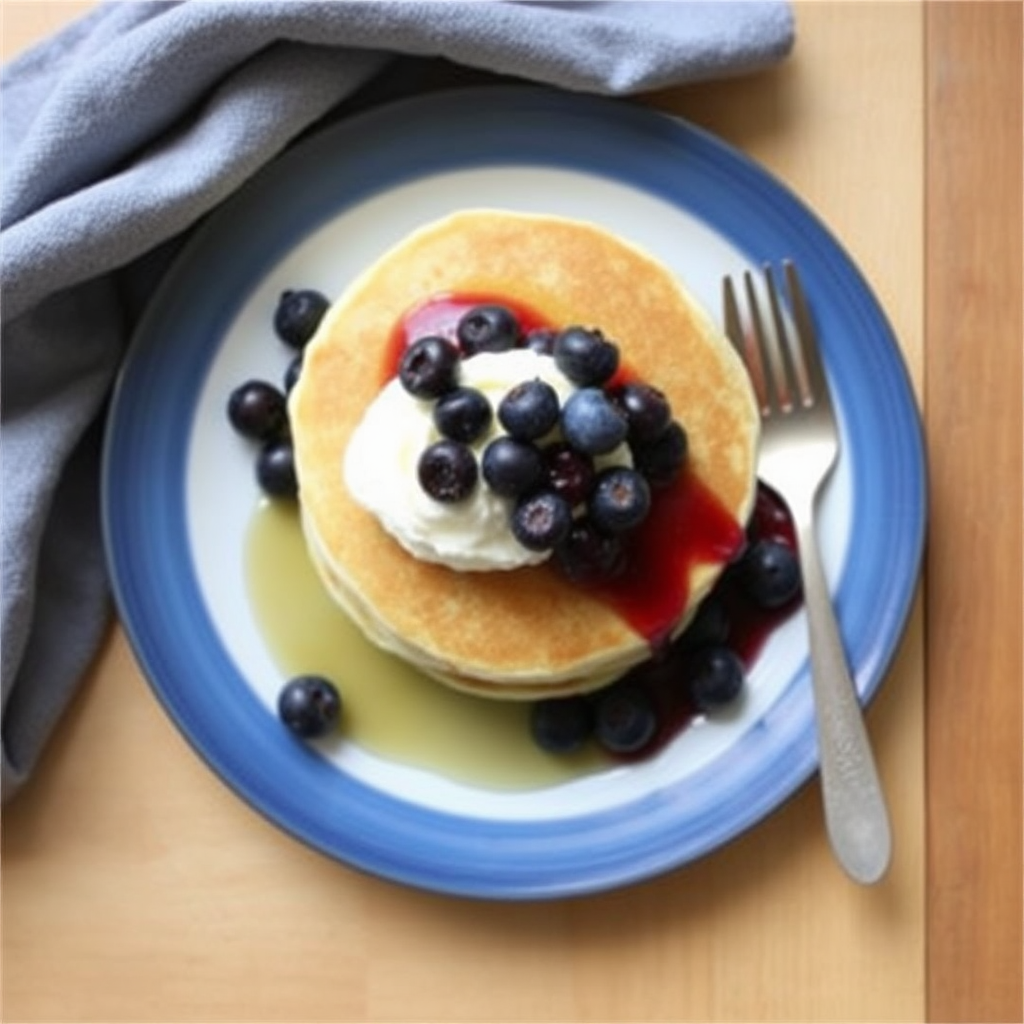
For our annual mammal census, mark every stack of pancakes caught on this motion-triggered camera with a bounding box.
[289,210,759,699]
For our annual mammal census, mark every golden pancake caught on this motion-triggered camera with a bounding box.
[289,210,759,698]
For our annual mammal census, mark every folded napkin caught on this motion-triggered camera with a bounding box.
[0,0,794,801]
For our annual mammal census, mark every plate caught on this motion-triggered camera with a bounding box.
[103,87,926,899]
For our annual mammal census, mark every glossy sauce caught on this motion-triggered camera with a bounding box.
[387,294,747,649]
[383,292,552,387]
[246,500,606,789]
[244,293,800,786]
[245,483,798,780]
[609,482,801,761]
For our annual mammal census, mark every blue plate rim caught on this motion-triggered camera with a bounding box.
[102,85,927,900]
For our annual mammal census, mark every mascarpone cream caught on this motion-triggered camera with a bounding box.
[343,348,629,572]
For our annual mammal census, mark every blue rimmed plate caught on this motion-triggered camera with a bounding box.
[103,86,925,899]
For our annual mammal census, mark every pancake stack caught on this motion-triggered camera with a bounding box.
[289,210,759,698]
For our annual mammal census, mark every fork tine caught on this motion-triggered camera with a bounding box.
[745,270,785,414]
[723,275,767,411]
[784,261,829,409]
[722,275,744,359]
[766,264,807,409]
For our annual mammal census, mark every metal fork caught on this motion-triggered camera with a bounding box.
[723,262,892,885]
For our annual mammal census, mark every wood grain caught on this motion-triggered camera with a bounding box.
[924,4,1024,1022]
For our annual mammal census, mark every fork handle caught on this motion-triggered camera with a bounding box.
[795,510,893,885]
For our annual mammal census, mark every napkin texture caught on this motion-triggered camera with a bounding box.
[0,1,794,800]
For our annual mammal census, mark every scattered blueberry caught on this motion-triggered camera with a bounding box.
[589,467,651,534]
[553,326,619,386]
[399,336,460,399]
[686,646,745,712]
[612,382,673,445]
[277,675,342,738]
[615,650,680,694]
[678,596,730,651]
[283,353,303,393]
[497,378,560,440]
[543,442,596,506]
[481,437,546,498]
[529,696,594,754]
[631,419,689,487]
[593,683,657,754]
[433,386,492,443]
[737,538,801,609]
[417,439,478,503]
[511,491,573,551]
[555,516,625,583]
[256,439,298,498]
[747,483,793,543]
[227,380,289,442]
[274,289,329,349]
[457,304,520,356]
[560,388,628,455]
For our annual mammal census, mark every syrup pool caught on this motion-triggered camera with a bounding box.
[244,483,798,784]
[245,500,606,789]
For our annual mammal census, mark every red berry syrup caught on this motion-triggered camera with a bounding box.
[383,292,551,385]
[386,294,801,760]
[608,481,801,762]
[387,292,748,643]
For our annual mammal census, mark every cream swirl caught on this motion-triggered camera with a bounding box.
[344,349,628,571]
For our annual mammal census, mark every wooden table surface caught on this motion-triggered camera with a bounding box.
[2,3,1020,1022]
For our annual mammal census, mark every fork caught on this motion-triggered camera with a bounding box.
[723,261,892,885]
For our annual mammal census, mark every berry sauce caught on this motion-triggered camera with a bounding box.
[387,294,748,646]
[721,483,800,664]
[593,467,744,651]
[611,482,800,762]
[386,294,802,762]
[383,292,551,386]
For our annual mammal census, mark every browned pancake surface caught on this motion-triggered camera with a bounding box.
[290,211,758,693]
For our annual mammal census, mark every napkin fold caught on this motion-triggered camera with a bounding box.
[0,0,794,800]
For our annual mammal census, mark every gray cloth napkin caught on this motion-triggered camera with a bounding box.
[0,0,794,801]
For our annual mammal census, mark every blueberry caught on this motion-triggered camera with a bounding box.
[433,387,492,443]
[457,304,520,356]
[399,336,460,399]
[511,491,573,551]
[594,684,657,754]
[481,437,545,498]
[553,326,619,386]
[686,646,745,712]
[283,354,303,393]
[542,442,596,506]
[529,696,594,754]
[555,516,625,583]
[277,675,342,738]
[227,380,289,442]
[612,382,673,444]
[589,467,651,534]
[678,596,730,651]
[417,439,478,503]
[274,289,329,349]
[256,439,298,499]
[631,419,688,487]
[737,538,801,609]
[560,388,628,455]
[747,483,792,543]
[522,328,557,355]
[497,378,560,440]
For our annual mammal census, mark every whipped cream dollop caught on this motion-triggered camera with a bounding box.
[344,349,625,571]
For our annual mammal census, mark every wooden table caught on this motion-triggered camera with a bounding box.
[2,3,1020,1021]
